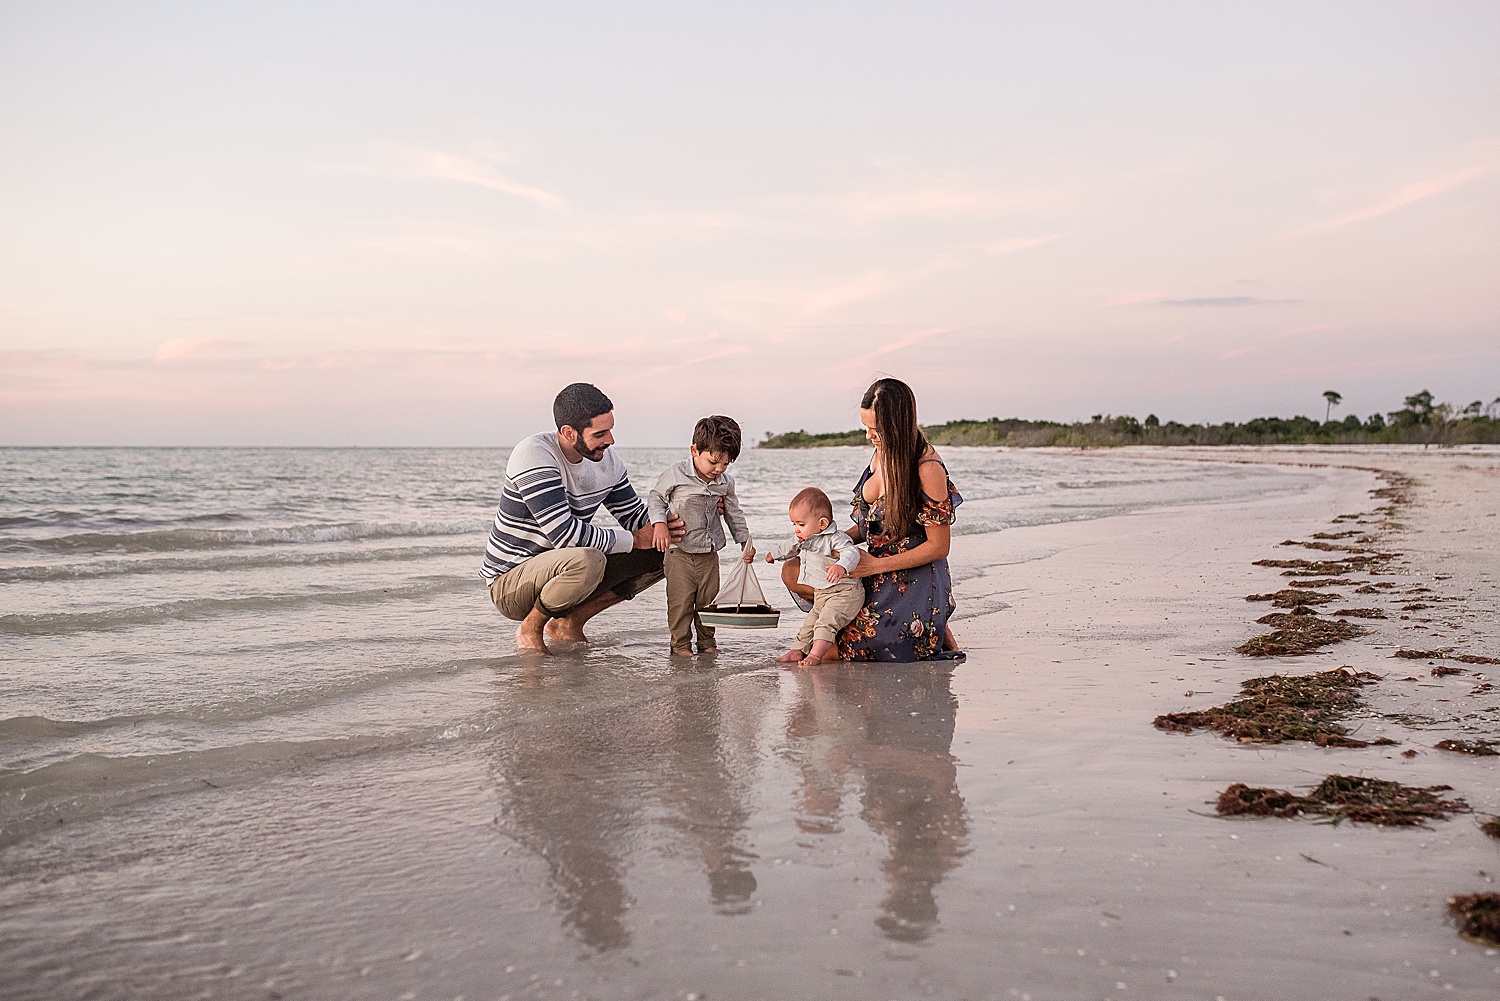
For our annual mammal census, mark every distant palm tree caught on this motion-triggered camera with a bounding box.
[1323,390,1343,423]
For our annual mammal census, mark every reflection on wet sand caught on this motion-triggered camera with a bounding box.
[489,662,776,950]
[785,664,970,942]
[487,660,967,951]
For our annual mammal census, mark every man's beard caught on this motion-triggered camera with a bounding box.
[576,441,609,462]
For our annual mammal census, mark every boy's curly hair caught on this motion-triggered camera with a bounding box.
[692,415,742,461]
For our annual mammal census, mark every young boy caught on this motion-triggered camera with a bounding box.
[647,415,753,656]
[765,487,864,667]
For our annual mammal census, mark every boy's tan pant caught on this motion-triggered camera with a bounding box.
[795,581,866,651]
[664,549,720,653]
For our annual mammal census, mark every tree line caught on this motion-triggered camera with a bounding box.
[758,390,1500,448]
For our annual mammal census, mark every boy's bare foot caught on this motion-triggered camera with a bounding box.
[546,616,589,644]
[515,620,551,654]
[776,649,805,664]
[671,648,693,657]
[698,647,717,655]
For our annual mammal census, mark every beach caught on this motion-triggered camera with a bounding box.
[3,445,1499,999]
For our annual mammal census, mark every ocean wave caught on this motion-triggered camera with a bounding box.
[0,543,475,583]
[0,578,477,637]
[0,519,486,556]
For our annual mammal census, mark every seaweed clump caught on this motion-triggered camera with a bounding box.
[1481,817,1500,840]
[1448,894,1500,947]
[1434,739,1499,756]
[1237,617,1366,657]
[1457,654,1500,665]
[1154,668,1381,747]
[1245,589,1339,607]
[1216,775,1469,827]
[1332,607,1385,618]
[1395,648,1453,659]
[1289,578,1362,588]
[1432,666,1466,678]
[1216,784,1321,818]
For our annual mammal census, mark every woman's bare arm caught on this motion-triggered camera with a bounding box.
[850,456,951,576]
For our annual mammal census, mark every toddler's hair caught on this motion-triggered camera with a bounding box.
[790,486,833,522]
[693,415,742,461]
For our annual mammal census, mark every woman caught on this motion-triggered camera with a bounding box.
[782,378,963,661]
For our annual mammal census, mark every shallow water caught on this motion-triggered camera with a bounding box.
[0,446,1324,998]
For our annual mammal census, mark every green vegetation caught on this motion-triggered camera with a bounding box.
[758,389,1500,448]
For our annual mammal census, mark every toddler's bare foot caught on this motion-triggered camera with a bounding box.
[798,653,824,667]
[942,624,961,651]
[776,649,805,664]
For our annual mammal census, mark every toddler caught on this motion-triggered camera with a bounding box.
[647,416,752,656]
[766,486,864,666]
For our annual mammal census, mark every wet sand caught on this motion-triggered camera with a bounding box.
[5,447,1499,999]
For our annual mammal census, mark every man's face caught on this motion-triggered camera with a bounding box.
[565,411,616,462]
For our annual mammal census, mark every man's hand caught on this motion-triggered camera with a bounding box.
[825,563,847,584]
[633,513,685,550]
[741,545,756,563]
[651,522,671,552]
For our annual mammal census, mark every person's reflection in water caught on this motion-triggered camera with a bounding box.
[786,664,970,943]
[654,670,775,915]
[490,661,772,950]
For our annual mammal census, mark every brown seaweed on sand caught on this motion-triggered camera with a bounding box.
[1237,618,1366,657]
[1434,739,1498,756]
[1395,648,1454,659]
[1245,589,1339,607]
[1431,666,1465,678]
[1154,668,1381,747]
[1289,578,1363,588]
[1448,894,1500,947]
[1481,818,1500,839]
[1456,654,1500,665]
[1332,607,1385,618]
[1217,775,1469,827]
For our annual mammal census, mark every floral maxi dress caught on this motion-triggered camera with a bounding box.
[836,462,964,662]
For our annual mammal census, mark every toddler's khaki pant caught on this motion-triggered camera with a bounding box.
[795,581,866,650]
[664,549,720,653]
[488,547,664,621]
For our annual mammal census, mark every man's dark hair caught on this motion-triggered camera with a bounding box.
[790,486,833,522]
[692,415,742,462]
[553,383,613,433]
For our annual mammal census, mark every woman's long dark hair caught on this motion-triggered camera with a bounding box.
[861,377,928,538]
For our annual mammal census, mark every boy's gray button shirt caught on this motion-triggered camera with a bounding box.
[768,522,862,589]
[647,459,751,554]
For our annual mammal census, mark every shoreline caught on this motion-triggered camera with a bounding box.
[3,446,1499,999]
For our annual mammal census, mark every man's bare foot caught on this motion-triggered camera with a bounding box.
[515,621,551,654]
[546,616,589,643]
[776,649,805,664]
[698,647,717,655]
[671,648,693,657]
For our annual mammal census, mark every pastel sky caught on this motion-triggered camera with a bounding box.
[2,2,1497,446]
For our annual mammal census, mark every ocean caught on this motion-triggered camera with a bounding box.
[0,445,1322,998]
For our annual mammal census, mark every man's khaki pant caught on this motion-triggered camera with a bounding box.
[794,581,865,650]
[664,549,720,653]
[488,547,664,621]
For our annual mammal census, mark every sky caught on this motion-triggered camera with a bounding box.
[2,1,1497,446]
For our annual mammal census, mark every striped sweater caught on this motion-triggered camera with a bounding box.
[479,433,649,579]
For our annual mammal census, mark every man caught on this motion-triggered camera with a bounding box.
[481,383,684,653]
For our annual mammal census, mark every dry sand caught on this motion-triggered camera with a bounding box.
[942,444,1500,998]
